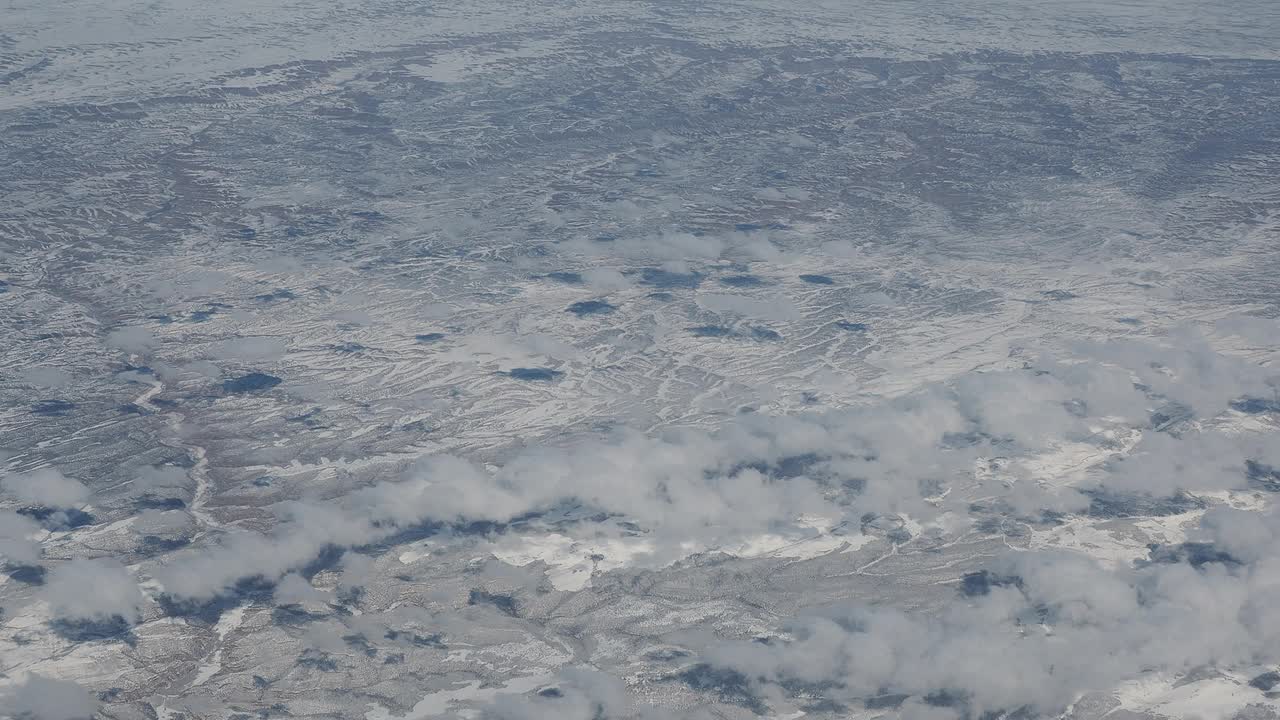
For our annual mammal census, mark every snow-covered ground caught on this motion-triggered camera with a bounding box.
[2,1,1280,718]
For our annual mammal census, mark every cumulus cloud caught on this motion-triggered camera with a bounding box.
[1080,327,1274,417]
[0,510,43,565]
[696,293,799,322]
[0,675,98,720]
[153,338,1279,611]
[107,327,1280,720]
[582,267,631,291]
[146,269,232,300]
[17,367,73,388]
[2,468,90,508]
[132,465,191,494]
[254,255,304,274]
[687,502,1280,716]
[371,490,1280,720]
[152,380,948,598]
[154,501,377,599]
[573,231,726,263]
[898,700,963,720]
[1102,429,1249,496]
[1197,505,1280,565]
[209,336,288,361]
[1037,356,1150,421]
[105,326,156,354]
[338,552,374,593]
[43,558,143,623]
[274,572,328,606]
[132,509,194,539]
[952,369,1084,447]
[483,668,630,720]
[440,332,578,369]
[151,360,222,381]
[1214,313,1280,345]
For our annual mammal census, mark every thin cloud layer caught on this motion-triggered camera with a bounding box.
[152,336,1277,603]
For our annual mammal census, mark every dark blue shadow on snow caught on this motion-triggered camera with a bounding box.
[566,300,616,316]
[254,288,297,302]
[1039,290,1079,301]
[32,400,75,416]
[296,649,339,672]
[384,629,446,648]
[640,268,703,289]
[223,373,282,393]
[1250,672,1280,692]
[18,506,95,530]
[545,271,583,284]
[134,496,186,511]
[1142,542,1239,569]
[1082,489,1205,519]
[140,535,189,553]
[675,664,765,714]
[5,565,46,585]
[959,570,1023,597]
[720,274,767,287]
[158,575,276,625]
[468,589,519,617]
[835,321,869,332]
[1232,396,1280,414]
[1247,460,1280,492]
[49,616,136,646]
[799,274,835,285]
[507,368,564,381]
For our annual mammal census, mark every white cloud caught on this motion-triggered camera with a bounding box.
[691,502,1280,716]
[105,326,156,354]
[696,293,799,321]
[43,558,143,623]
[2,468,90,508]
[582,267,631,291]
[274,572,328,606]
[0,675,98,720]
[132,465,190,494]
[17,367,73,388]
[484,668,630,720]
[151,338,1280,626]
[0,510,42,565]
[210,336,288,361]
